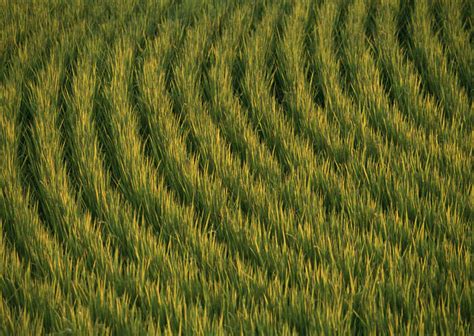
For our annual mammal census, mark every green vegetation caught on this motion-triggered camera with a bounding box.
[1,0,472,333]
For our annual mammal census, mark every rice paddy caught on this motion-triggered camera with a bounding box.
[0,0,472,333]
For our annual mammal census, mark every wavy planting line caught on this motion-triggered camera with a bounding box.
[240,2,350,218]
[64,37,167,265]
[68,22,277,330]
[310,0,377,157]
[167,3,332,266]
[26,41,112,268]
[309,0,417,221]
[337,0,471,237]
[267,0,378,225]
[340,1,435,156]
[96,34,267,330]
[203,3,283,187]
[21,40,176,332]
[407,0,472,132]
[0,46,125,335]
[164,4,352,284]
[362,0,469,219]
[432,0,473,101]
[90,10,288,330]
[99,36,193,241]
[60,0,178,266]
[372,0,445,138]
[140,7,359,331]
[0,27,141,334]
[372,0,472,192]
[141,6,326,281]
[0,83,79,334]
[306,0,414,201]
[278,1,418,241]
[339,0,425,152]
[231,3,402,330]
[0,40,158,334]
[35,8,235,331]
[276,0,348,166]
[309,0,471,251]
[1,54,70,281]
[1,0,472,333]
[203,3,328,224]
[202,3,349,244]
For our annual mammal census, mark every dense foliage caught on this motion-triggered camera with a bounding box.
[1,0,472,333]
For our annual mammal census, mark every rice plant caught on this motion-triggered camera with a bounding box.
[1,0,472,334]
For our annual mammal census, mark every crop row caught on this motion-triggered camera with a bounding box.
[0,0,471,333]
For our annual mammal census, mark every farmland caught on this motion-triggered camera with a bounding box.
[0,0,472,333]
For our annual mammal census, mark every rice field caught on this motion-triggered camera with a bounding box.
[0,0,472,334]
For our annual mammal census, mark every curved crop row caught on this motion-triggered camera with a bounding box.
[0,0,471,333]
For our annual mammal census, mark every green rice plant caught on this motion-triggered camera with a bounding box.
[205,3,283,186]
[97,28,271,333]
[340,0,425,152]
[19,30,182,334]
[277,0,347,165]
[26,39,112,275]
[342,0,471,221]
[310,0,378,156]
[373,0,447,137]
[0,33,107,335]
[140,5,318,313]
[203,3,332,247]
[24,42,158,334]
[372,0,472,213]
[0,0,472,333]
[169,1,311,254]
[62,39,207,330]
[407,0,472,132]
[140,19,261,261]
[239,2,356,222]
[240,3,314,175]
[64,33,163,269]
[142,4,362,332]
[432,0,473,100]
[100,35,196,248]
